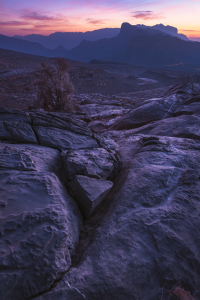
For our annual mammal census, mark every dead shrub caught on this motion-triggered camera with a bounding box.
[33,58,79,112]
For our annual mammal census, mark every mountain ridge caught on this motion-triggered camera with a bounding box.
[13,23,188,50]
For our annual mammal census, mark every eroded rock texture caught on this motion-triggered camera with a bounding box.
[2,83,200,300]
[34,84,200,300]
[0,109,119,300]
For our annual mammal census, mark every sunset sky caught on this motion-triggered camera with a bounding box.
[0,0,200,41]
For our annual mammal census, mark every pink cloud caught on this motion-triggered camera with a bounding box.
[132,10,164,20]
[86,18,106,25]
[20,9,66,22]
[0,21,30,26]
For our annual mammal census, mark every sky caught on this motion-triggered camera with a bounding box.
[0,0,200,41]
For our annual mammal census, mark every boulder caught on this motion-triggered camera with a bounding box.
[0,143,65,180]
[30,111,92,137]
[127,115,200,140]
[88,120,105,133]
[110,96,183,130]
[0,171,82,300]
[5,121,38,144]
[38,134,200,300]
[174,102,200,116]
[0,108,31,123]
[34,125,99,150]
[0,121,38,144]
[68,175,113,217]
[62,148,119,181]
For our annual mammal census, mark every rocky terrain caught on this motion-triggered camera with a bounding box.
[0,47,194,111]
[1,80,200,300]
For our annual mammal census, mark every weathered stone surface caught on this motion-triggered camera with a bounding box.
[174,102,200,116]
[62,148,119,181]
[68,175,113,217]
[81,104,129,118]
[37,134,200,300]
[88,120,105,133]
[0,121,12,140]
[110,95,184,130]
[0,121,38,144]
[0,108,31,123]
[0,143,65,180]
[34,125,99,150]
[30,111,92,136]
[4,83,200,300]
[119,115,200,140]
[0,170,82,300]
[165,83,200,97]
[6,121,38,144]
[0,108,121,300]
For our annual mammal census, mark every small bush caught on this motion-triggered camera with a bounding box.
[33,58,78,112]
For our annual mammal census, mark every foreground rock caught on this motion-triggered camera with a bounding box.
[2,83,200,300]
[36,134,200,300]
[62,148,119,181]
[34,84,200,300]
[68,175,113,217]
[0,170,82,300]
[0,109,97,150]
[0,109,119,300]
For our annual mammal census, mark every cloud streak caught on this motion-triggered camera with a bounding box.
[132,10,164,20]
[0,21,29,26]
[0,0,200,37]
[86,18,106,25]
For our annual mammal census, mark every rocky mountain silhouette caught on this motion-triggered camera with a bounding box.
[13,23,188,50]
[0,34,69,57]
[14,28,121,50]
[65,23,200,68]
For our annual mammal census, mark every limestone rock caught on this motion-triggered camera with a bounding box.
[34,125,99,150]
[40,135,200,300]
[88,120,105,133]
[30,111,92,136]
[0,171,82,300]
[0,108,31,123]
[0,143,65,180]
[0,121,37,144]
[62,148,119,181]
[68,175,113,217]
[5,121,38,144]
[124,115,200,140]
[110,96,183,130]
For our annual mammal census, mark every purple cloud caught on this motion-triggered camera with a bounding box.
[21,10,65,21]
[0,21,29,26]
[132,11,164,20]
[86,18,106,25]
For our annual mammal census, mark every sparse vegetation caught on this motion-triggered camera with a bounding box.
[33,58,78,112]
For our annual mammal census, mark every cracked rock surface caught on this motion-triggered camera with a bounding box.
[2,83,200,300]
[34,83,200,300]
[0,109,119,300]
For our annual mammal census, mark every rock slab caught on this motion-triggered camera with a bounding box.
[68,175,113,217]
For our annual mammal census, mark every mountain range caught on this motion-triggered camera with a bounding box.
[13,24,187,50]
[0,22,199,70]
[0,34,69,57]
[65,23,200,68]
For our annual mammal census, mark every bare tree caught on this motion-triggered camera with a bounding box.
[33,58,78,112]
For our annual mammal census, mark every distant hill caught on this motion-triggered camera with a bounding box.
[108,33,200,67]
[136,24,188,41]
[0,35,69,57]
[14,28,121,50]
[65,23,141,62]
[13,23,188,50]
[65,23,200,68]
